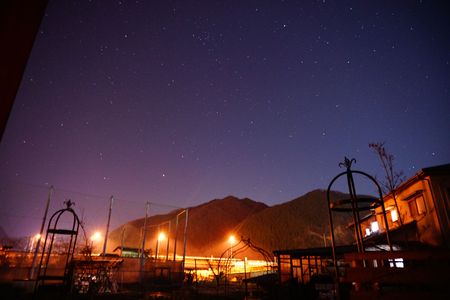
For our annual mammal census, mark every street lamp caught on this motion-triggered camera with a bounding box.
[90,231,102,254]
[30,234,41,252]
[156,232,166,260]
[228,235,236,258]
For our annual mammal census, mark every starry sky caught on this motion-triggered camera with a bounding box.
[1,0,449,238]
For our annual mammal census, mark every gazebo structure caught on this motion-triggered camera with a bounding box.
[34,200,81,294]
[326,157,393,278]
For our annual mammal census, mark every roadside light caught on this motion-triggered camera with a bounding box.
[228,235,236,258]
[158,232,166,241]
[90,231,102,242]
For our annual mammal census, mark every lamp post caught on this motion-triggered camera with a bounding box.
[228,235,236,258]
[30,234,41,253]
[156,232,166,260]
[90,231,102,254]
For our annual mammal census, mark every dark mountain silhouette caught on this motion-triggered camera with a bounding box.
[236,189,354,252]
[108,190,355,258]
[107,196,268,256]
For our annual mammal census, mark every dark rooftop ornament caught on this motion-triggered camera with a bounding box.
[327,157,393,279]
[339,156,356,169]
[64,199,74,208]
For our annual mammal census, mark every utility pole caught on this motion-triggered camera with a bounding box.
[29,185,53,279]
[140,202,149,283]
[120,226,126,252]
[155,225,161,260]
[166,221,171,261]
[182,209,189,275]
[173,214,179,261]
[102,196,114,256]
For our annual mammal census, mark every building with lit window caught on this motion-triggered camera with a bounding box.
[273,164,450,298]
[362,163,450,248]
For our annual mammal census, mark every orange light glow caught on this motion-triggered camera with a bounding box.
[158,232,166,241]
[229,235,236,244]
[90,231,102,242]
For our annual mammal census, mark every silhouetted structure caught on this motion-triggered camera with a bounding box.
[34,200,81,294]
[326,157,392,277]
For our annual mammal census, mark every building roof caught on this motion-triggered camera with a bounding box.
[384,163,450,197]
[113,246,141,252]
[273,245,357,257]
[421,163,450,176]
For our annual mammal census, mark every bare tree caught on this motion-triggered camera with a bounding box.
[369,142,405,225]
[206,258,223,288]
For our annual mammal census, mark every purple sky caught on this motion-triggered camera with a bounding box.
[1,0,449,238]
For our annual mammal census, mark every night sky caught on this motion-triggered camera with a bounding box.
[1,0,449,238]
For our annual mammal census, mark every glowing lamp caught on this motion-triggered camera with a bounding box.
[90,231,102,242]
[158,232,166,241]
[228,235,236,244]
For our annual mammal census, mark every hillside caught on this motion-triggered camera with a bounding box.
[236,189,354,252]
[108,190,357,258]
[107,195,268,256]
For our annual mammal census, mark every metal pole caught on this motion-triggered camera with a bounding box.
[173,213,179,262]
[181,209,189,275]
[120,226,125,255]
[326,187,338,280]
[29,185,53,279]
[244,257,248,297]
[166,221,171,261]
[346,169,363,253]
[230,242,233,258]
[102,196,114,256]
[140,202,149,283]
[156,225,160,260]
[349,173,366,252]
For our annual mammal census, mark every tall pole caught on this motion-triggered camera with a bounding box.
[155,225,160,260]
[120,226,125,255]
[29,185,53,279]
[182,209,189,275]
[230,242,233,258]
[140,202,149,283]
[166,221,171,261]
[102,196,114,256]
[244,257,248,297]
[173,213,179,262]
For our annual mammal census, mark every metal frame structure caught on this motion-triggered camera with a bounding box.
[34,200,81,293]
[326,157,392,279]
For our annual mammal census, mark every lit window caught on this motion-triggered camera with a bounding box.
[389,258,404,268]
[365,228,371,237]
[409,195,426,218]
[391,210,398,222]
[371,221,379,232]
[416,195,426,215]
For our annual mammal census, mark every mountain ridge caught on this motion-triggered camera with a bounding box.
[108,190,354,257]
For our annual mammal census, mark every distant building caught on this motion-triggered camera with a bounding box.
[361,163,450,248]
[113,246,143,258]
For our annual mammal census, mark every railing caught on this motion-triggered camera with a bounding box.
[342,250,450,287]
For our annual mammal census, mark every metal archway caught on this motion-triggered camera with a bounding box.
[34,200,81,293]
[326,157,392,278]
